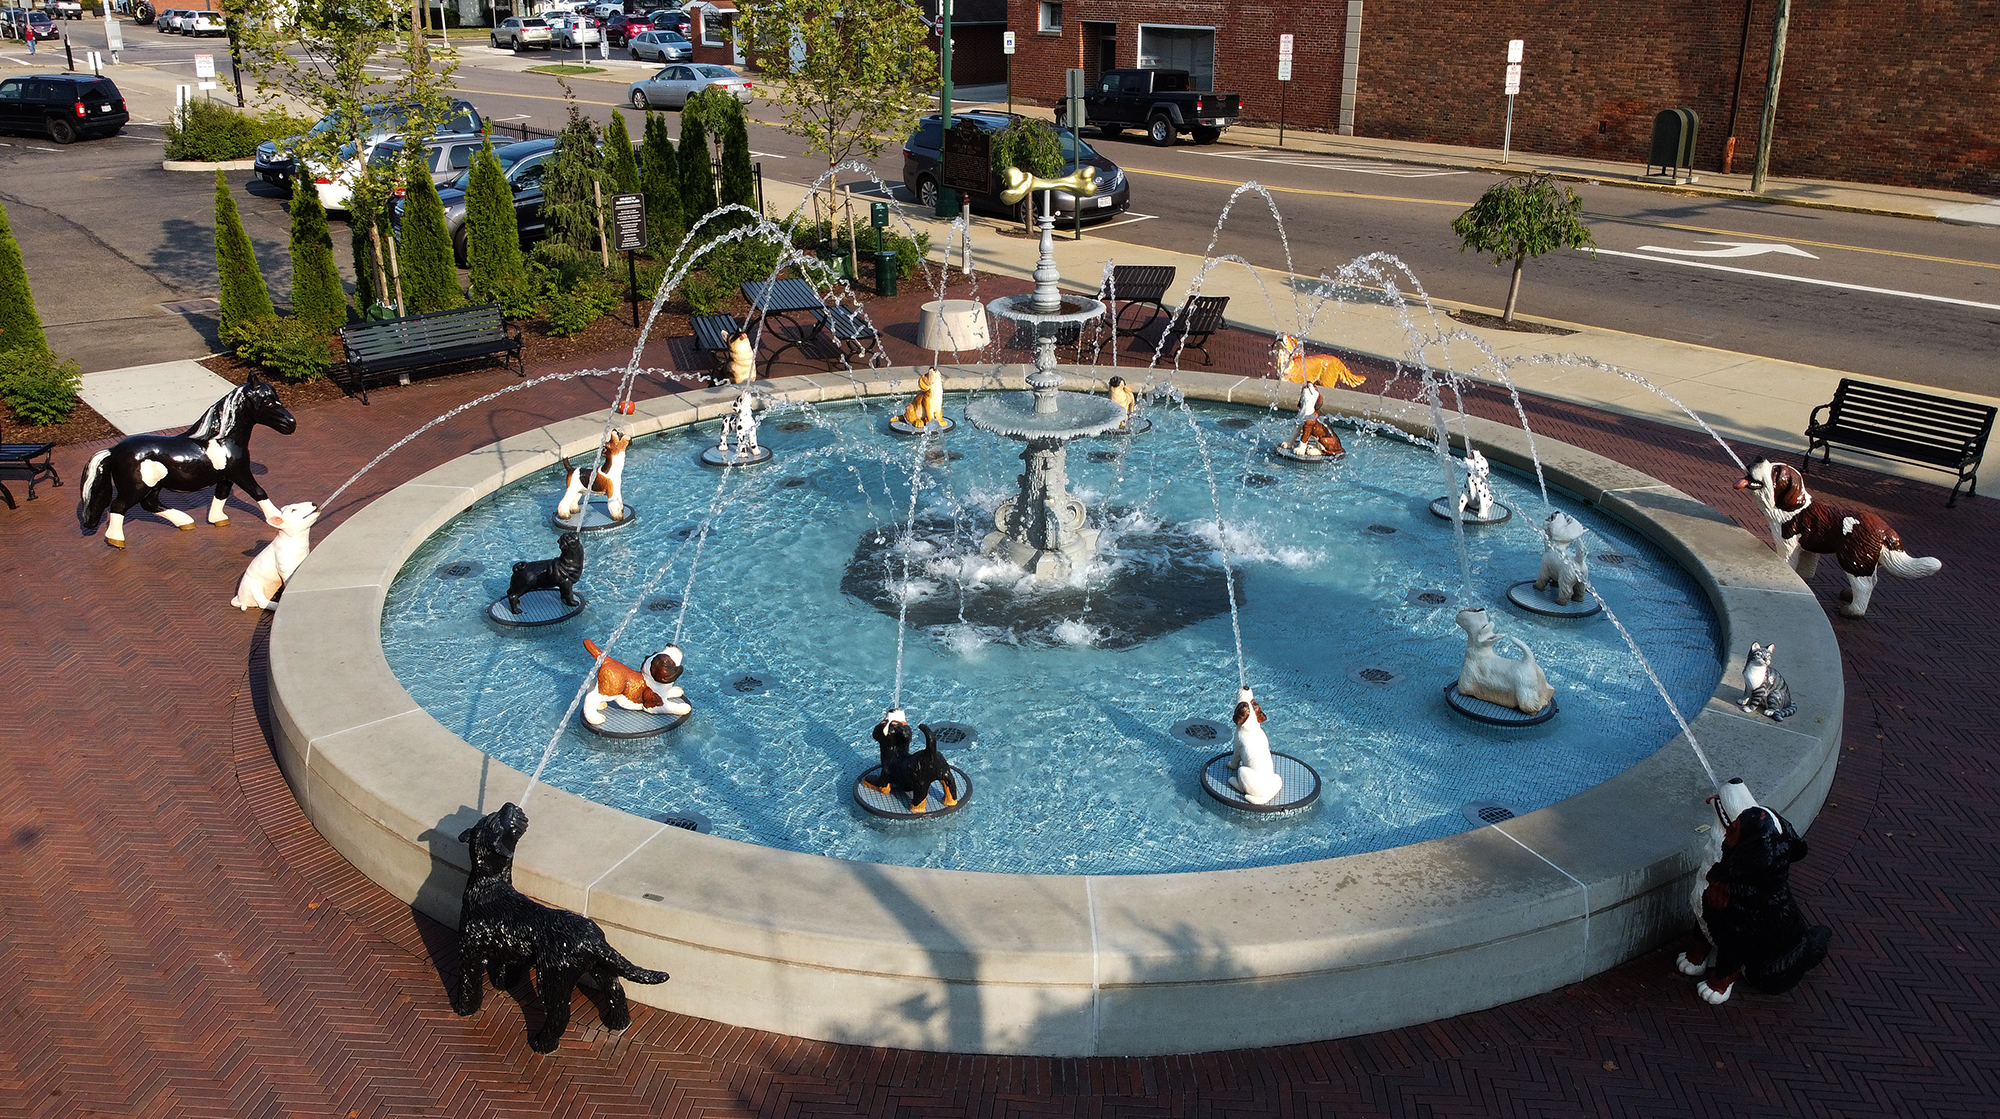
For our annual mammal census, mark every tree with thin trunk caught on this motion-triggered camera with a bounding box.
[465,134,526,305]
[639,111,683,253]
[287,176,348,333]
[677,99,717,231]
[1451,172,1595,324]
[397,151,464,314]
[706,91,756,218]
[0,198,49,358]
[603,110,641,198]
[736,0,936,178]
[214,169,276,347]
[535,103,605,270]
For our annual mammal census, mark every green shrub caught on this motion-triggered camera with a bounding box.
[701,237,784,289]
[545,276,621,336]
[287,174,348,333]
[991,117,1063,180]
[164,100,259,162]
[234,317,336,383]
[0,197,49,358]
[466,134,527,305]
[215,170,276,347]
[679,272,732,315]
[853,226,930,282]
[398,161,465,315]
[0,346,80,426]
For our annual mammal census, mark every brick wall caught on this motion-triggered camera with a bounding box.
[1002,0,2000,195]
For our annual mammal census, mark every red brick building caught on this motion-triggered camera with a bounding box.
[1003,0,2000,194]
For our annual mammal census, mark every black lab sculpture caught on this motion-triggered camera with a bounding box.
[79,371,296,548]
[862,717,959,814]
[452,803,668,1052]
[1677,795,1831,1005]
[507,530,586,614]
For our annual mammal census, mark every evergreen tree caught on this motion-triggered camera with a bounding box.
[287,175,348,333]
[214,169,276,346]
[535,111,605,269]
[639,111,683,253]
[465,135,526,305]
[0,198,49,358]
[709,91,757,219]
[396,150,465,314]
[603,109,641,198]
[677,98,717,233]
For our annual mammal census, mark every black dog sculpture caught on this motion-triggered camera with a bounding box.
[451,803,668,1052]
[507,530,585,614]
[878,723,958,814]
[1678,802,1831,1004]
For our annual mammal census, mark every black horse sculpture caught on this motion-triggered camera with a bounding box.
[80,372,296,548]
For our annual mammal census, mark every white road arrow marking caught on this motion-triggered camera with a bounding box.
[1634,240,1819,259]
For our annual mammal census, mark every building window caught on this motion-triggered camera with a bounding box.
[1038,2,1060,33]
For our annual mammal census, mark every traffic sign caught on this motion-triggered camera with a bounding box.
[1002,30,1015,54]
[1278,58,1293,82]
[1278,33,1294,61]
[193,54,215,79]
[1504,63,1522,95]
[1507,39,1524,63]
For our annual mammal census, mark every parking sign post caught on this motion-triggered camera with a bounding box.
[1276,34,1293,148]
[1502,39,1523,163]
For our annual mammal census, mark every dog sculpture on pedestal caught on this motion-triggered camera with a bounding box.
[901,367,945,429]
[725,330,757,383]
[1458,450,1496,520]
[1455,607,1554,715]
[863,709,959,812]
[581,640,690,725]
[1226,687,1283,805]
[506,530,585,614]
[1736,457,1941,617]
[1534,511,1591,606]
[451,803,669,1052]
[1289,394,1345,458]
[555,432,631,522]
[1676,779,1831,1005]
[229,501,320,611]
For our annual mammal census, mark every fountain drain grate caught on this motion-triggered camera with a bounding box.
[1367,524,1398,535]
[435,560,482,578]
[1597,552,1628,565]
[652,810,712,833]
[1352,667,1398,684]
[1461,802,1519,826]
[1088,451,1121,464]
[778,421,813,433]
[645,598,682,612]
[1219,417,1256,430]
[781,477,811,488]
[1241,473,1280,488]
[1415,590,1449,605]
[725,671,772,695]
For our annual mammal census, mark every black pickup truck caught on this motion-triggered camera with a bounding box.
[1058,68,1242,147]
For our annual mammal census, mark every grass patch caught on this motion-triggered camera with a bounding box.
[526,64,606,75]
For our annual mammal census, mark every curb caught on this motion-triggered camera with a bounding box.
[163,158,255,171]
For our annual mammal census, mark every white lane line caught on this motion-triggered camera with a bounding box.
[1205,149,1467,177]
[1588,247,2000,312]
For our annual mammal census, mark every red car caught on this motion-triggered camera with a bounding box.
[603,11,653,46]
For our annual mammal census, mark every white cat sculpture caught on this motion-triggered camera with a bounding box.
[1455,607,1554,715]
[1226,687,1284,805]
[230,501,320,611]
[1458,450,1495,519]
[1534,511,1592,605]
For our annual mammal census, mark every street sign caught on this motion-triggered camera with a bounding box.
[1507,39,1524,64]
[1278,59,1292,82]
[193,54,215,79]
[610,192,647,251]
[104,16,121,53]
[1504,63,1522,95]
[1278,33,1294,61]
[942,117,992,195]
[1002,30,1014,54]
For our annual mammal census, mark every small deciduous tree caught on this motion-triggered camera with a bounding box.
[286,176,348,333]
[1451,172,1595,324]
[639,111,683,253]
[677,100,717,231]
[737,0,937,176]
[397,151,464,314]
[0,198,50,358]
[991,118,1062,229]
[466,134,527,306]
[214,169,276,347]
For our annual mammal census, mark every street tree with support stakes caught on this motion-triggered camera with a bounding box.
[1451,172,1595,325]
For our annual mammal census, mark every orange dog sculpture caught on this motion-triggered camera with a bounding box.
[555,432,631,521]
[1275,334,1366,389]
[581,639,690,725]
[901,366,945,429]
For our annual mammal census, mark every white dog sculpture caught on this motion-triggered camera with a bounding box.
[1534,511,1592,605]
[726,330,757,383]
[230,501,320,611]
[1226,687,1284,805]
[717,392,761,458]
[1458,450,1495,519]
[1455,607,1554,715]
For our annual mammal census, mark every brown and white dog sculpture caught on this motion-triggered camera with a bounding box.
[555,432,631,521]
[581,639,690,725]
[1737,457,1940,617]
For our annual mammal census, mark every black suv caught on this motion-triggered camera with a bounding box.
[0,74,128,144]
[254,97,483,188]
[901,111,1130,223]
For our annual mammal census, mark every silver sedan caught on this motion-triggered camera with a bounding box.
[626,29,692,63]
[628,64,754,110]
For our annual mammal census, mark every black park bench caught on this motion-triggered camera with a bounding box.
[336,303,523,404]
[1100,264,1177,337]
[690,314,743,380]
[1159,295,1230,366]
[0,415,59,510]
[1804,377,1996,506]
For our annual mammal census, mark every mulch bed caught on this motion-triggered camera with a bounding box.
[1449,307,1579,335]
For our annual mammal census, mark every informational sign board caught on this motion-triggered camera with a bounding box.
[941,117,992,195]
[611,192,647,252]
[1504,63,1522,95]
[104,15,122,52]
[193,54,215,79]
[1278,33,1294,60]
[1002,30,1015,54]
[1507,38,1524,63]
[1278,59,1292,81]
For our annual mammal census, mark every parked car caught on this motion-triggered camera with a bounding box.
[645,8,690,36]
[1,9,60,40]
[254,97,483,188]
[364,132,518,208]
[490,16,552,51]
[626,28,690,63]
[627,63,751,110]
[0,73,128,144]
[51,0,85,18]
[186,10,225,36]
[163,8,194,32]
[1061,67,1241,146]
[410,137,559,266]
[151,8,181,31]
[602,10,653,46]
[548,13,600,48]
[900,110,1130,223]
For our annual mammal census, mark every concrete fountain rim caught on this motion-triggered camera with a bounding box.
[268,364,1841,1057]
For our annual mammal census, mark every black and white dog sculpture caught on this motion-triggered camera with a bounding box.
[452,803,668,1052]
[1677,780,1831,1004]
[507,530,585,614]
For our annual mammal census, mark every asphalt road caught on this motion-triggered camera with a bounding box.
[9,25,2000,394]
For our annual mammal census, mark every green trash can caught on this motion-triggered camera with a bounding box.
[819,242,852,281]
[873,249,899,297]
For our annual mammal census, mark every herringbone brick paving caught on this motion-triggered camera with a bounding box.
[2,283,1993,1116]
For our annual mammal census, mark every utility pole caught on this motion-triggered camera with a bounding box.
[934,0,955,216]
[1750,0,1790,194]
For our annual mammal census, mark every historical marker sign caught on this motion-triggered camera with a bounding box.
[611,192,647,251]
[942,117,992,196]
